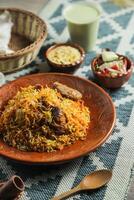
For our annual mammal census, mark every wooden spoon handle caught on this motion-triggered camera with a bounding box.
[51,186,80,200]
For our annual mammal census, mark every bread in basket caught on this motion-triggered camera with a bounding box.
[0,8,47,73]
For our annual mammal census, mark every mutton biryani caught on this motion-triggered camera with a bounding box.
[0,82,90,152]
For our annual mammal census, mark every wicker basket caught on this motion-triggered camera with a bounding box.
[0,8,47,74]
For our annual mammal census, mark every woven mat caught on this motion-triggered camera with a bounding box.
[1,0,134,199]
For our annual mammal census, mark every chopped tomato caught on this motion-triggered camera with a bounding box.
[111,65,119,70]
[102,68,110,76]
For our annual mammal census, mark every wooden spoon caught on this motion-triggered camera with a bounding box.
[52,169,112,200]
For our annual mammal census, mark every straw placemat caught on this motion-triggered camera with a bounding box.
[0,0,134,199]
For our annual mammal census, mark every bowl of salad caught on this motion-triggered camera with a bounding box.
[91,49,133,88]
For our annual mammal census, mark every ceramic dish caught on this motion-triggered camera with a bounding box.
[45,43,85,73]
[0,8,47,74]
[0,73,116,165]
[91,53,133,89]
[0,178,24,200]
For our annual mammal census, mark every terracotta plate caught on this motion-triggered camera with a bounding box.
[0,73,116,165]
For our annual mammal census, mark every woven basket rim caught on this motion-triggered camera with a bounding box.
[0,8,47,59]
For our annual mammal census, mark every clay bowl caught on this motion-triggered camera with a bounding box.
[45,43,85,73]
[91,55,133,89]
[0,73,116,165]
